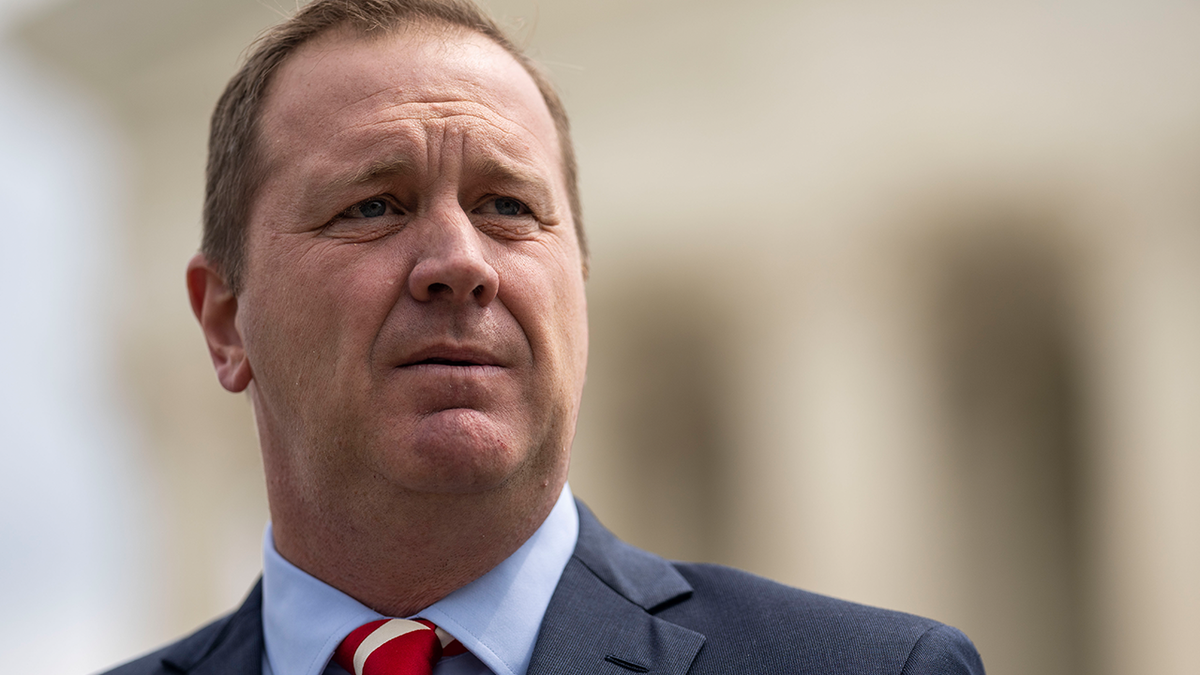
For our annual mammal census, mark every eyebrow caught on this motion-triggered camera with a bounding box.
[328,155,417,194]
[297,154,418,218]
[307,151,559,216]
[465,155,557,209]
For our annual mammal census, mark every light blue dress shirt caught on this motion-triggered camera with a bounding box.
[261,484,579,675]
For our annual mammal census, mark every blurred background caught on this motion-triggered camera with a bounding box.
[1,0,1198,673]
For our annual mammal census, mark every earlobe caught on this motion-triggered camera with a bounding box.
[186,253,253,393]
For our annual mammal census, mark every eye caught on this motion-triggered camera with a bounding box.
[494,197,525,216]
[477,196,530,217]
[340,197,402,219]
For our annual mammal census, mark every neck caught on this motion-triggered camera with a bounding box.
[268,470,567,617]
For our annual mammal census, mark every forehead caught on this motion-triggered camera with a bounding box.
[257,24,561,180]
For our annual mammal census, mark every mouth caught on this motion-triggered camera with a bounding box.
[399,346,504,369]
[410,356,487,367]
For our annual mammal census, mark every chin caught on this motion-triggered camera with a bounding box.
[379,409,535,494]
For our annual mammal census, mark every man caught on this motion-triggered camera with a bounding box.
[106,1,985,673]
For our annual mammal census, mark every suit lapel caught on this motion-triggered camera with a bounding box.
[526,503,706,675]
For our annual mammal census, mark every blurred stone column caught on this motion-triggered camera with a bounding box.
[725,225,972,623]
[1078,155,1200,675]
[18,0,279,645]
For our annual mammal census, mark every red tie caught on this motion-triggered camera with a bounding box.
[333,619,467,675]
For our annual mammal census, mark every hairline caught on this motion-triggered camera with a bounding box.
[252,22,558,203]
[211,9,586,293]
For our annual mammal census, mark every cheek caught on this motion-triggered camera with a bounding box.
[499,249,588,383]
[240,241,405,384]
[573,293,589,378]
[240,289,333,404]
[549,274,588,365]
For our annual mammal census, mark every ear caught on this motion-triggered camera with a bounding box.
[187,253,253,393]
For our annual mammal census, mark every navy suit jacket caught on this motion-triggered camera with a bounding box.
[102,502,985,675]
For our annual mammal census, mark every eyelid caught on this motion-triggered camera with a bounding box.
[337,195,404,219]
[474,195,533,216]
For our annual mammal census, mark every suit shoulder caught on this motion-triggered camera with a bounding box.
[662,562,984,674]
[97,613,235,675]
[668,561,933,629]
[97,580,263,675]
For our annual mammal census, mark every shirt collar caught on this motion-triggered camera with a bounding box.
[262,484,579,675]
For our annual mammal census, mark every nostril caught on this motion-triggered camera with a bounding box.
[427,282,451,296]
[472,284,485,297]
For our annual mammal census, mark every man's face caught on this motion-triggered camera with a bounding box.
[235,26,588,500]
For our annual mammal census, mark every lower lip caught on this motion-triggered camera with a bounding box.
[391,364,508,407]
[397,363,506,375]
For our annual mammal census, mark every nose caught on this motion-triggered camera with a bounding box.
[407,206,499,306]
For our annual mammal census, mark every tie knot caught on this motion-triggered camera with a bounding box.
[334,619,466,675]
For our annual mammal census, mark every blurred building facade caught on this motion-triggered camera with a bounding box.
[9,1,1199,674]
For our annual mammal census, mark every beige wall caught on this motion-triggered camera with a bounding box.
[15,1,1200,674]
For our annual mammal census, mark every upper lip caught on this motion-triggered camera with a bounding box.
[398,344,504,368]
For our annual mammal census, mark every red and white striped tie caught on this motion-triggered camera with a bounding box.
[333,619,467,675]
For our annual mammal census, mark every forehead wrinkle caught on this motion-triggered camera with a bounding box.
[353,107,508,136]
[276,94,556,210]
[445,71,549,143]
[329,83,406,120]
[364,98,538,140]
[333,81,548,145]
[325,107,526,172]
[349,107,545,165]
[317,111,545,197]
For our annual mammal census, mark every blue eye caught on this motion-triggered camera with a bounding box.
[494,197,523,216]
[356,199,389,218]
